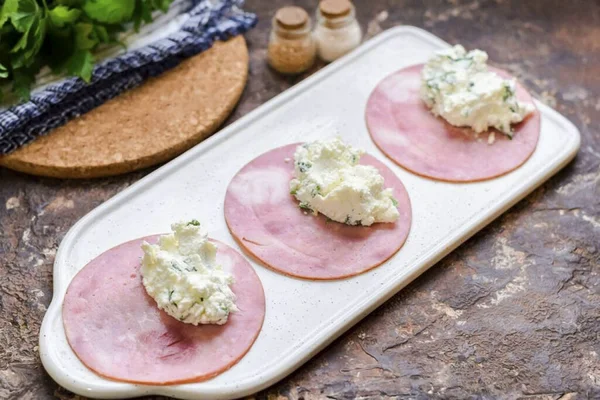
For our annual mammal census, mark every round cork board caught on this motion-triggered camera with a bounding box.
[0,36,249,179]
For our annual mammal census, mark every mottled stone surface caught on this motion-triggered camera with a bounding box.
[1,1,599,399]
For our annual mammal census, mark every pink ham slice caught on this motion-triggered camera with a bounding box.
[366,64,541,182]
[224,143,412,280]
[63,236,265,385]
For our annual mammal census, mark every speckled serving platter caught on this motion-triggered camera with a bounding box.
[39,26,581,399]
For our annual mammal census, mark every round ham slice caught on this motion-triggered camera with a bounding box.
[366,64,541,182]
[63,236,265,385]
[224,144,412,280]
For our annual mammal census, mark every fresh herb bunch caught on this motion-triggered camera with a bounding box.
[0,0,174,101]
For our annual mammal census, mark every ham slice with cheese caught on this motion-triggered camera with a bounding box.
[224,144,412,280]
[366,64,541,182]
[63,236,265,385]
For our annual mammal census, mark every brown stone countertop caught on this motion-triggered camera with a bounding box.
[1,1,598,399]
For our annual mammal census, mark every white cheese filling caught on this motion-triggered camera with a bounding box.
[140,221,237,325]
[420,45,535,138]
[289,137,400,226]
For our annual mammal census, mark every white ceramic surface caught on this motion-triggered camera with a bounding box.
[39,26,581,399]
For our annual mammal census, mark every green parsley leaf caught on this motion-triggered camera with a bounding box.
[0,0,19,29]
[93,24,109,43]
[10,26,30,53]
[151,0,172,12]
[83,0,136,24]
[66,49,94,81]
[9,0,40,33]
[56,0,85,6]
[11,67,35,100]
[16,16,47,68]
[187,219,201,226]
[132,0,152,31]
[74,22,98,50]
[49,6,81,28]
[8,0,47,70]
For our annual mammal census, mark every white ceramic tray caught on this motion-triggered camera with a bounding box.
[39,26,581,399]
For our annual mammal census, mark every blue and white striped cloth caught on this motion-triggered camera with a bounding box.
[0,0,256,155]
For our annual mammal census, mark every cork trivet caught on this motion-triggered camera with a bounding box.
[0,36,249,179]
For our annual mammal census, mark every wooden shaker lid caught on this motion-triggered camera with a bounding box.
[319,0,352,18]
[275,6,309,29]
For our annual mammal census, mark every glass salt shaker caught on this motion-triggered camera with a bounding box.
[267,6,316,75]
[314,0,362,62]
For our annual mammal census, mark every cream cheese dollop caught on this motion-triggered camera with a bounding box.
[420,45,535,138]
[140,221,237,325]
[289,137,399,226]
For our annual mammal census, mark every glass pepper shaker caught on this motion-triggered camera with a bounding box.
[314,0,362,62]
[267,6,317,75]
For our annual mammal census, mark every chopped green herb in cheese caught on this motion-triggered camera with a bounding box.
[420,45,535,138]
[289,137,400,226]
[140,221,237,325]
